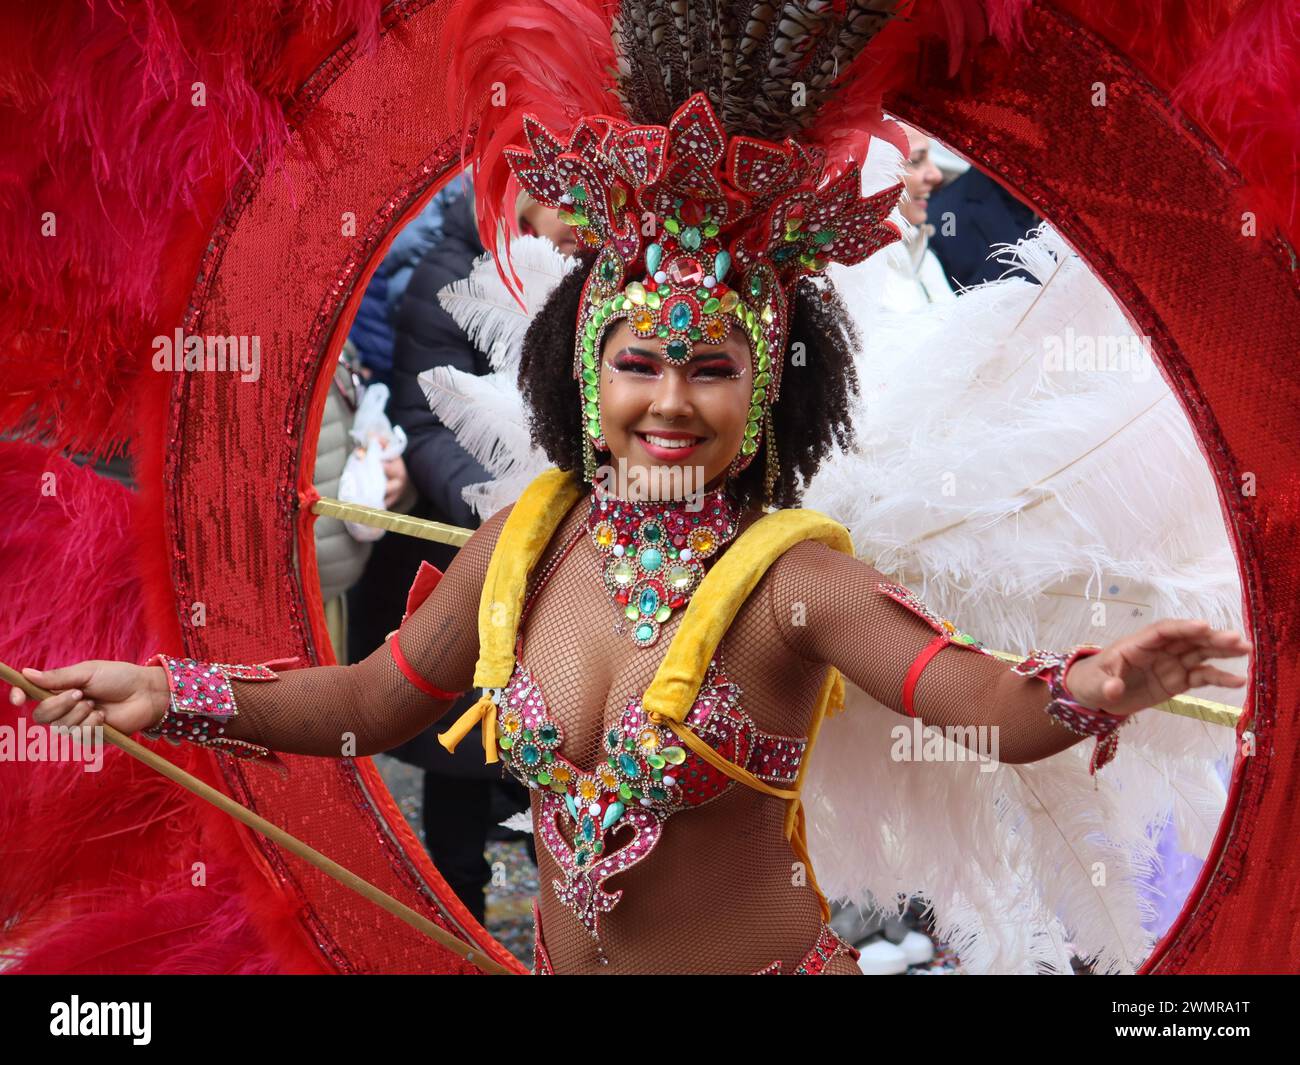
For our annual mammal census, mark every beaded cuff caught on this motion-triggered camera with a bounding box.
[143,654,284,767]
[1013,646,1127,773]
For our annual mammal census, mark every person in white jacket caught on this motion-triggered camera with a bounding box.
[877,123,956,311]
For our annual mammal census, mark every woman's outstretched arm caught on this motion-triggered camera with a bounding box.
[766,540,1250,765]
[15,505,514,759]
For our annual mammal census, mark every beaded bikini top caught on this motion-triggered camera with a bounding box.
[497,651,807,944]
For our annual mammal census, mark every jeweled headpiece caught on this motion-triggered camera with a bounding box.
[442,0,910,502]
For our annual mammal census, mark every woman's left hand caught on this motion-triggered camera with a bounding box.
[1063,620,1252,717]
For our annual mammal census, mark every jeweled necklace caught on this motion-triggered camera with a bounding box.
[587,482,741,647]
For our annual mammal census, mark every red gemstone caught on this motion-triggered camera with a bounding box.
[679,199,704,225]
[667,257,703,286]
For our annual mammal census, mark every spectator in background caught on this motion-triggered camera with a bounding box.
[347,177,575,924]
[313,340,409,663]
[347,176,470,388]
[877,123,954,311]
[928,165,1043,290]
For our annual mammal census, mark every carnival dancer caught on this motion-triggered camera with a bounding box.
[12,0,1250,975]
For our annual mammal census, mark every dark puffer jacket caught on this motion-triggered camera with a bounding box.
[387,184,490,530]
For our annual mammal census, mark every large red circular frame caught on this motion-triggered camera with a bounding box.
[149,0,1299,974]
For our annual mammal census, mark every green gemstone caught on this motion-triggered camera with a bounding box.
[702,297,720,314]
[741,438,758,454]
[664,217,681,234]
[689,327,701,340]
[624,603,639,620]
[647,752,666,770]
[661,746,686,765]
[666,339,689,360]
[749,275,763,297]
[581,368,597,385]
[654,604,671,623]
[619,782,633,800]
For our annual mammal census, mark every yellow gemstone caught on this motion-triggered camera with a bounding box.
[638,728,659,750]
[718,290,740,313]
[631,307,656,334]
[612,185,627,210]
[502,710,522,734]
[761,304,774,324]
[688,528,716,554]
[551,764,572,783]
[594,522,615,547]
[626,281,647,305]
[579,778,599,801]
[597,765,619,790]
[703,317,727,341]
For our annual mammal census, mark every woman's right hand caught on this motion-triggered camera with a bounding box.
[7,661,169,736]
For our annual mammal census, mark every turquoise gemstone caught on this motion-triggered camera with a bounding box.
[635,622,655,641]
[602,801,625,829]
[680,226,701,250]
[638,586,660,614]
[520,744,540,766]
[619,753,640,778]
[714,249,730,281]
[581,815,596,842]
[646,243,663,274]
[576,848,590,865]
[669,301,693,330]
[639,547,662,571]
[564,793,578,820]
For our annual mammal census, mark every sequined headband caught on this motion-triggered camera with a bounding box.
[504,92,904,488]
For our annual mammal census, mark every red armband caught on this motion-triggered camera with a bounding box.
[388,633,465,702]
[878,582,992,718]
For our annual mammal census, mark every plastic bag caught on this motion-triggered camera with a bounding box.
[338,383,407,542]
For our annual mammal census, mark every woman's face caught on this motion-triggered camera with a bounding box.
[900,124,944,227]
[596,317,752,495]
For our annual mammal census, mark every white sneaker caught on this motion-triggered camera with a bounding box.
[855,937,909,975]
[898,930,934,966]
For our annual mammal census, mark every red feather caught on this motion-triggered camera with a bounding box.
[0,440,326,974]
[434,0,621,306]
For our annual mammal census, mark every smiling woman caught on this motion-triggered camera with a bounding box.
[517,249,865,510]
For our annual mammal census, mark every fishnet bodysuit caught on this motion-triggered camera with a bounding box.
[211,492,1100,975]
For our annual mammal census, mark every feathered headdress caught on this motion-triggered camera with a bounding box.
[439,0,912,498]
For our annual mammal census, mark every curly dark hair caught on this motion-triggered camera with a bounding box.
[517,250,862,509]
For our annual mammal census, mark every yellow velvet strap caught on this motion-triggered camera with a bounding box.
[641,508,852,723]
[438,467,584,761]
[642,508,854,923]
